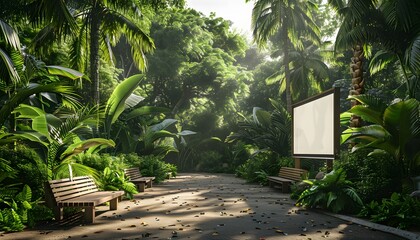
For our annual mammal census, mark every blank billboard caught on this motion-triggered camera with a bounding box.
[292,88,340,159]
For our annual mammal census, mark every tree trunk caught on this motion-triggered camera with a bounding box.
[349,44,364,127]
[282,24,293,114]
[172,86,193,115]
[90,3,101,106]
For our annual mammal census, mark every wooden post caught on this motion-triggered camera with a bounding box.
[110,198,118,210]
[294,158,301,169]
[327,159,333,171]
[137,183,146,192]
[84,207,95,223]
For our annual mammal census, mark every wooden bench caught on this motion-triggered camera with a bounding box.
[44,176,124,223]
[268,167,308,193]
[124,168,155,192]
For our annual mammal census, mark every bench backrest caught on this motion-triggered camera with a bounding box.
[45,176,99,204]
[124,168,142,180]
[279,167,308,181]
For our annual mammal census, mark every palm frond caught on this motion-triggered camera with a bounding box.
[0,48,20,85]
[405,34,420,73]
[369,50,398,75]
[0,83,78,128]
[0,19,20,51]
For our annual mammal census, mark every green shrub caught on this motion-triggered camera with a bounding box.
[0,208,25,232]
[76,152,177,184]
[73,153,110,171]
[27,204,54,228]
[336,150,402,203]
[138,155,175,183]
[0,145,47,200]
[195,151,228,173]
[97,167,138,199]
[235,153,292,185]
[120,153,143,167]
[0,184,42,232]
[359,193,420,229]
[296,168,363,214]
[165,163,177,178]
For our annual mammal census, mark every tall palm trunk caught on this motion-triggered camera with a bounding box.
[90,3,101,106]
[282,20,292,114]
[349,44,364,127]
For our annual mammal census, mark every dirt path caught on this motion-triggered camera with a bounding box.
[0,173,414,240]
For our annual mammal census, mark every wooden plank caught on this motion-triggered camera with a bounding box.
[57,191,124,206]
[268,167,308,192]
[45,175,125,223]
[55,189,98,202]
[124,168,155,192]
[50,181,96,193]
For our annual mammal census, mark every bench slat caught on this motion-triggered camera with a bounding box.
[55,188,98,202]
[50,181,96,193]
[57,191,124,207]
[268,167,307,193]
[124,168,155,192]
[45,176,124,223]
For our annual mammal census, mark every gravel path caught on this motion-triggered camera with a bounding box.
[0,173,414,240]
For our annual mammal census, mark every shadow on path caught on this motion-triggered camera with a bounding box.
[0,173,416,240]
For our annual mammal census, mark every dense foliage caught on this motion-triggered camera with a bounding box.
[296,168,363,213]
[0,0,419,232]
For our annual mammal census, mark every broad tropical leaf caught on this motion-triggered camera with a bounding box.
[0,19,20,51]
[149,119,178,132]
[46,66,84,80]
[105,74,144,130]
[60,138,115,161]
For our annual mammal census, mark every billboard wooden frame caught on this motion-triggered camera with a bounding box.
[292,88,340,160]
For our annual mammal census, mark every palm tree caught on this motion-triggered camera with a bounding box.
[246,0,320,113]
[226,99,291,156]
[0,18,82,130]
[327,0,377,127]
[329,0,420,124]
[10,104,115,180]
[288,43,330,101]
[29,0,155,105]
[0,18,22,89]
[367,0,420,99]
[267,42,330,102]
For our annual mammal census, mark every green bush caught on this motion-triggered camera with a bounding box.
[120,153,143,167]
[165,163,177,178]
[73,153,111,171]
[0,184,43,232]
[235,153,293,185]
[137,155,176,183]
[75,153,126,172]
[336,150,402,203]
[0,145,47,200]
[296,168,363,214]
[27,204,54,228]
[0,208,25,232]
[359,193,420,229]
[97,167,138,199]
[195,151,228,173]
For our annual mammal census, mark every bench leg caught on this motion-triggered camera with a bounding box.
[282,182,290,193]
[147,181,152,188]
[53,207,64,221]
[110,198,118,210]
[137,183,146,192]
[84,207,95,223]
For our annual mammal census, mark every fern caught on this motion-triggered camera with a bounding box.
[0,209,25,232]
[296,168,363,213]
